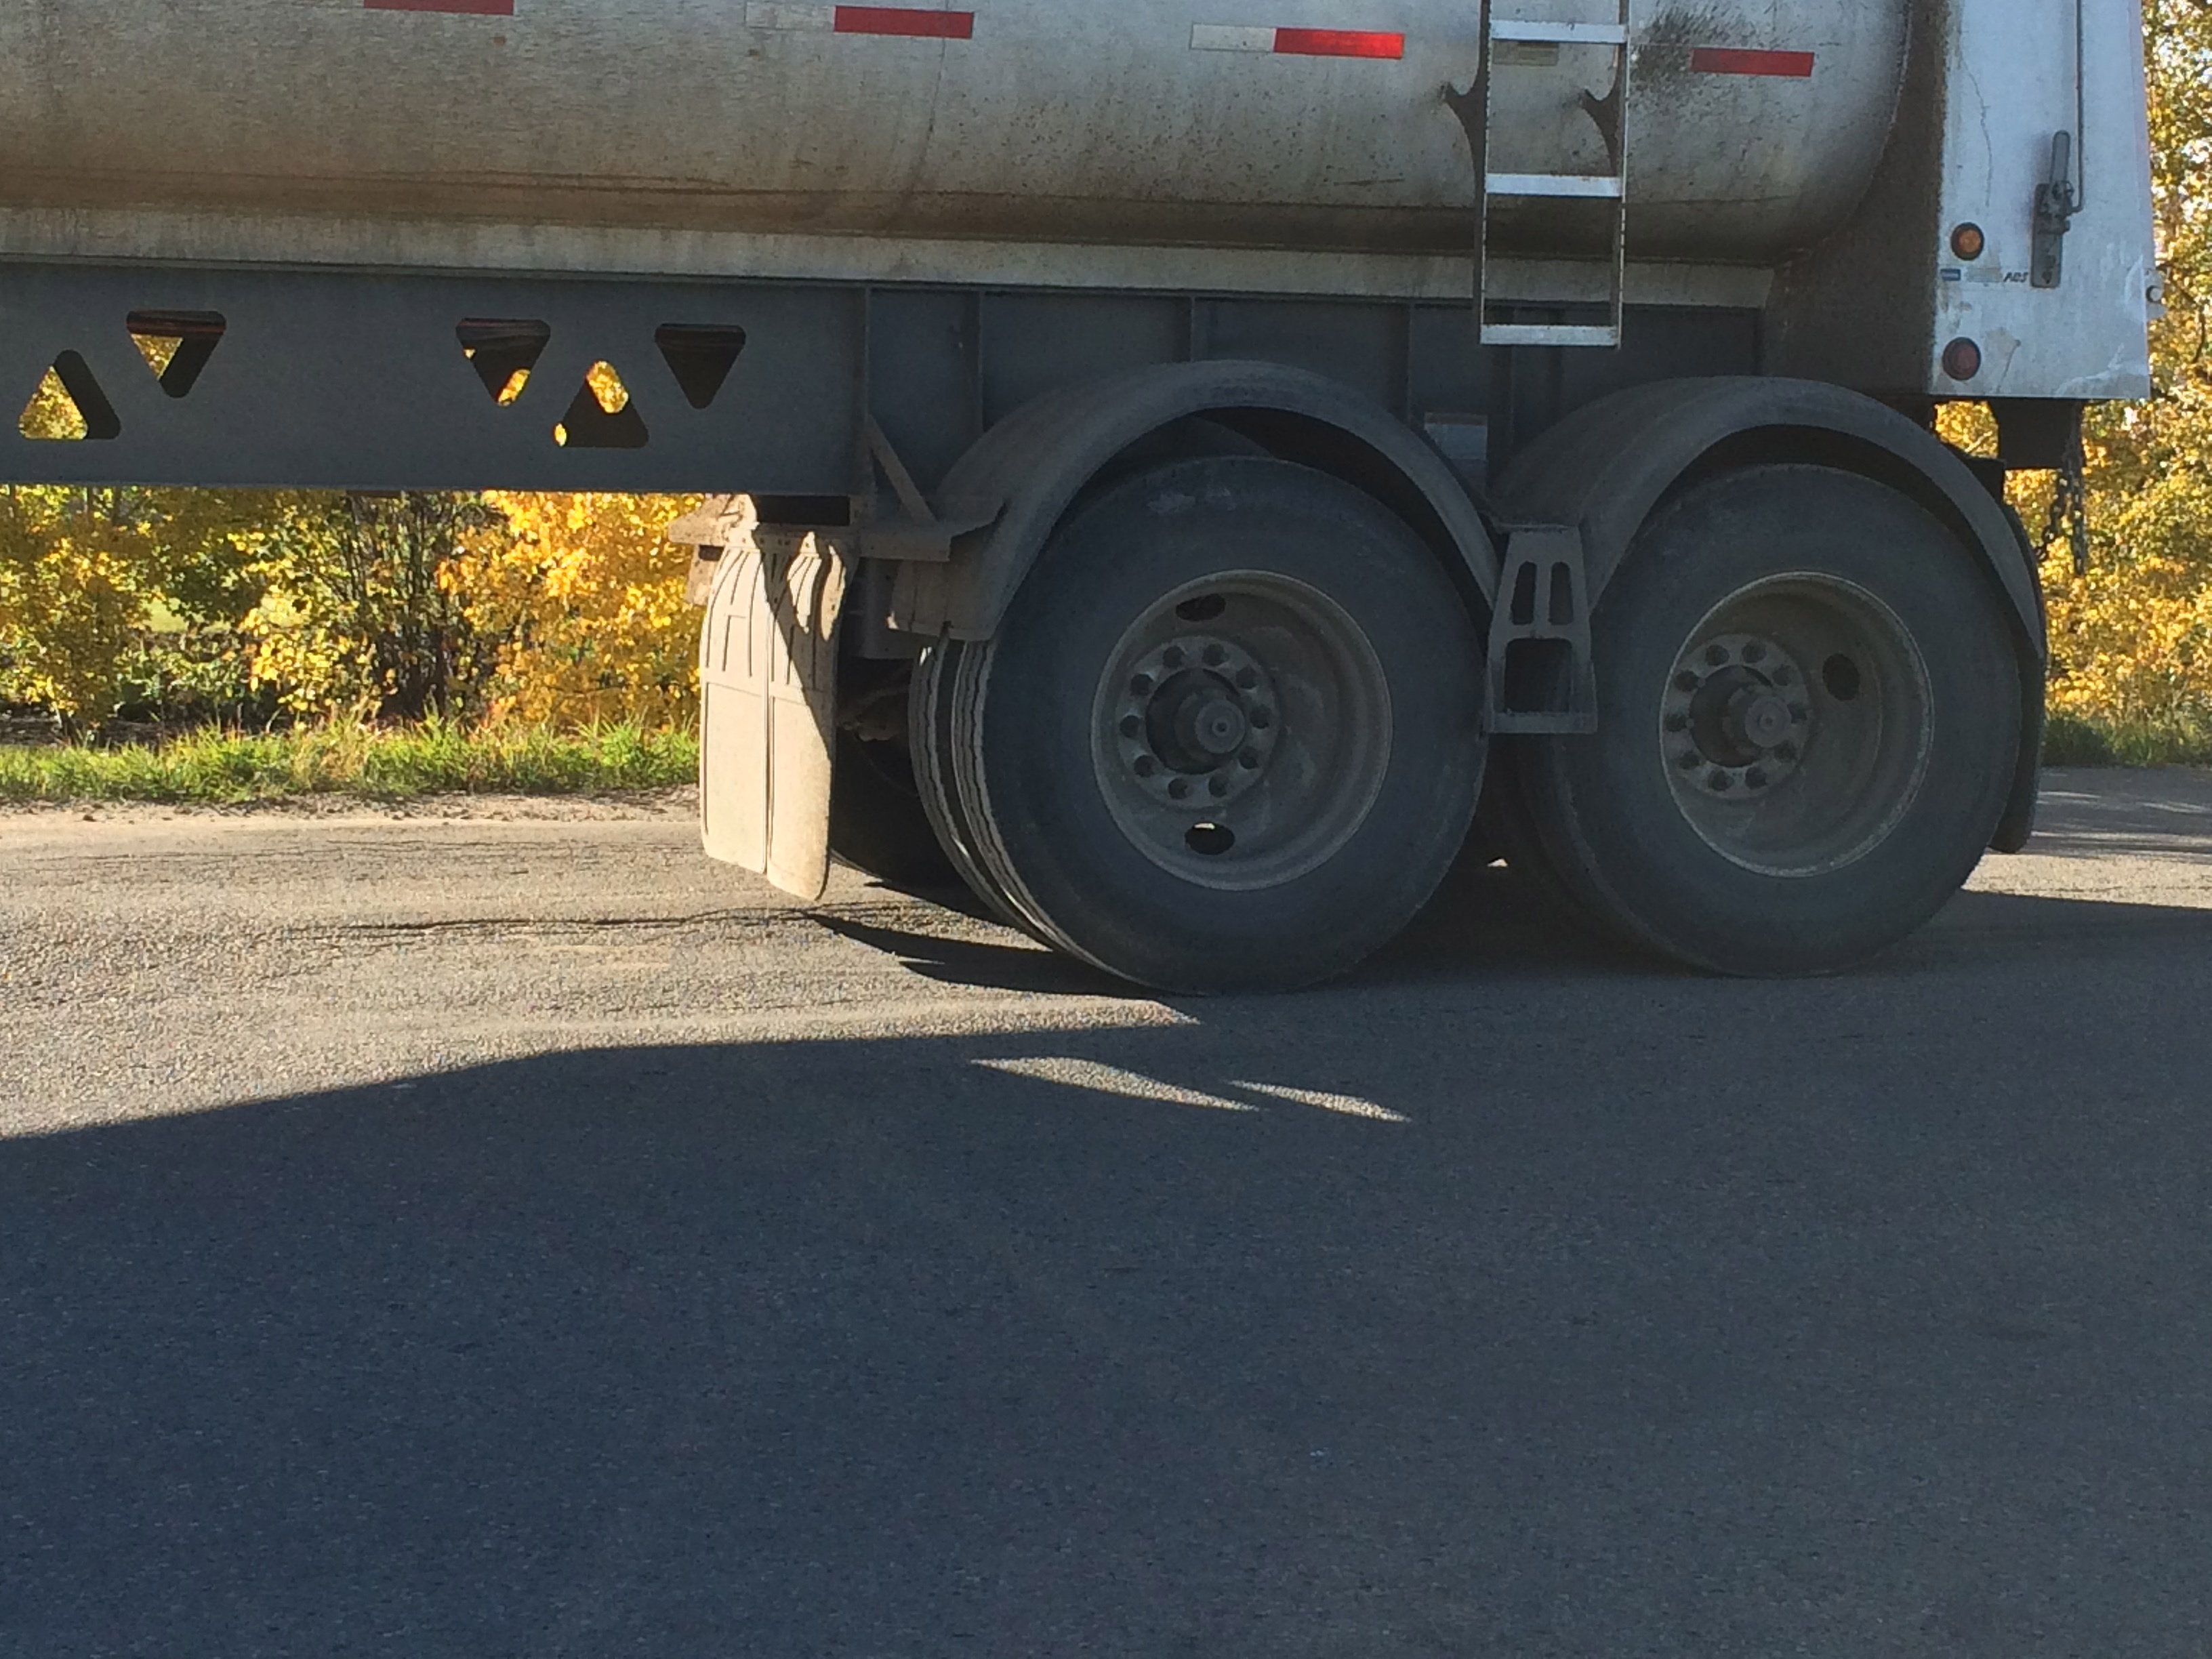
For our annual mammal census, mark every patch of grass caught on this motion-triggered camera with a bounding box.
[0,720,698,805]
[2044,712,2212,769]
[7,709,2202,806]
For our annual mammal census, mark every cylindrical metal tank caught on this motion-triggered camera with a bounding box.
[0,0,1908,267]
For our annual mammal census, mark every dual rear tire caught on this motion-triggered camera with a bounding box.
[909,456,1489,992]
[870,457,2022,987]
[1498,464,2023,975]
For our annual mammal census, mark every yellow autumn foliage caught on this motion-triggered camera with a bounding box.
[0,491,153,717]
[451,492,701,729]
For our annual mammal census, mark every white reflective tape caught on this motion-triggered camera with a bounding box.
[747,3,836,28]
[1191,23,1277,51]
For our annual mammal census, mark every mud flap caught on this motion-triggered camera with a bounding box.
[697,526,850,901]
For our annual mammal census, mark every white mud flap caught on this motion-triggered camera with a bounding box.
[693,520,850,902]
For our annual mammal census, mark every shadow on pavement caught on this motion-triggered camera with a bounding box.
[810,911,1124,998]
[2030,774,2212,863]
[823,861,1658,1000]
[8,890,2212,1657]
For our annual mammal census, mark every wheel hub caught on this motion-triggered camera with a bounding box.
[1114,634,1280,808]
[1664,633,1810,797]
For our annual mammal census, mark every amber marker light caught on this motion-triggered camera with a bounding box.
[1950,222,1987,261]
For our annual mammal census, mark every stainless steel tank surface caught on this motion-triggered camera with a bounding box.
[0,0,1908,263]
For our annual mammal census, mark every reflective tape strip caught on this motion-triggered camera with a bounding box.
[1276,26,1402,57]
[1191,23,1276,51]
[363,0,513,12]
[835,5,973,36]
[1690,46,1815,77]
[745,3,974,35]
[1191,23,1404,57]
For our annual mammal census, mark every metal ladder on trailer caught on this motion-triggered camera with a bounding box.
[1479,3,1631,349]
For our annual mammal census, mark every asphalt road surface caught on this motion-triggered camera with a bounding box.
[5,771,2212,1658]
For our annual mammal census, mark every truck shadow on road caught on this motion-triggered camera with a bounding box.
[815,862,1668,999]
[7,888,2212,1656]
[823,857,2212,998]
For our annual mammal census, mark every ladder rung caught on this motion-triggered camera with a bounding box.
[1490,20,1629,45]
[1487,172,1624,200]
[1483,323,1622,348]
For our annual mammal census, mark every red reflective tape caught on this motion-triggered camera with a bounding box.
[364,0,514,12]
[833,5,973,37]
[1273,26,1404,58]
[1690,47,1815,78]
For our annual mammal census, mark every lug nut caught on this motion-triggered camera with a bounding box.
[1120,714,1143,738]
[1130,673,1153,696]
[1708,770,1735,792]
[1134,754,1158,777]
[1162,647,1186,670]
[1675,672,1701,694]
[1204,643,1227,667]
[1705,644,1730,668]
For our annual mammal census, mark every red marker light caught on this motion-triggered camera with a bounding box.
[1942,337,1984,382]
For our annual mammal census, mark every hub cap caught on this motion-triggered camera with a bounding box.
[1111,634,1282,811]
[1663,633,1811,799]
[1659,575,1934,878]
[1092,572,1391,893]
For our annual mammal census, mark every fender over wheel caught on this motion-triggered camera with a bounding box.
[912,456,1488,991]
[1515,464,2022,975]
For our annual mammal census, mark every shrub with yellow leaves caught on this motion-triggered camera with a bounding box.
[449,492,702,729]
[0,489,154,720]
[2041,395,2212,741]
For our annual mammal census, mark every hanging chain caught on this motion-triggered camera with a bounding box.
[2040,428,2093,577]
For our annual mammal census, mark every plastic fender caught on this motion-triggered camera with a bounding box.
[1494,374,2050,852]
[1492,376,2047,665]
[903,361,1500,642]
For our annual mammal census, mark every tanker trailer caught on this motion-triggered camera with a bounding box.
[0,0,2158,989]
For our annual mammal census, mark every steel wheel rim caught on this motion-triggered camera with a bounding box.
[1090,571,1392,893]
[1658,573,1934,878]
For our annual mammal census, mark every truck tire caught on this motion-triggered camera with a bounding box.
[1473,737,1608,930]
[1517,464,2021,975]
[909,637,1039,931]
[924,455,1486,991]
[829,728,956,887]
